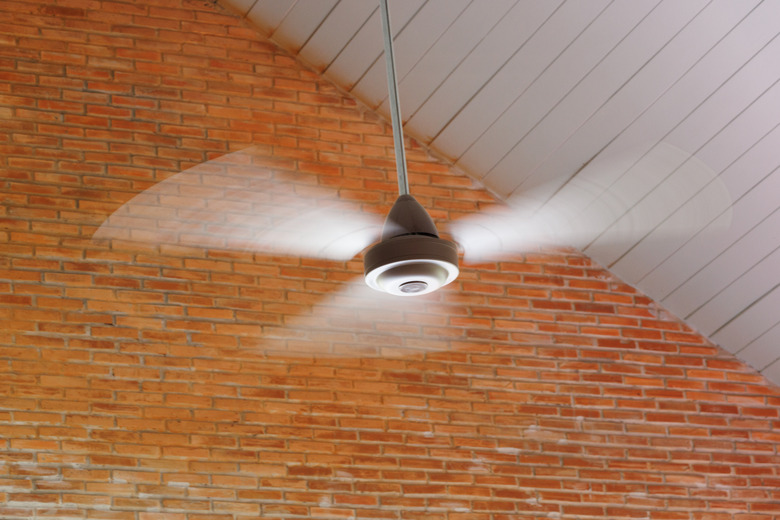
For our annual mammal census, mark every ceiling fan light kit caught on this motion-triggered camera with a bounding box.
[363,235,459,296]
[364,195,459,296]
[363,0,459,297]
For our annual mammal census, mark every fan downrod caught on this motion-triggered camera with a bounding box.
[364,1,459,297]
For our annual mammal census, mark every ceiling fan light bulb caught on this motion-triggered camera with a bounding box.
[400,281,428,294]
[364,235,459,297]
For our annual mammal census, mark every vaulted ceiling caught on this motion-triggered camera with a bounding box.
[219,0,780,385]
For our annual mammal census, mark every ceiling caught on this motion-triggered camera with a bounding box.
[218,0,780,384]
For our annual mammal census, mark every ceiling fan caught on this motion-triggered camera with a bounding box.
[363,0,459,296]
[94,0,733,301]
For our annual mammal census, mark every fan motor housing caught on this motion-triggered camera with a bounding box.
[364,234,459,296]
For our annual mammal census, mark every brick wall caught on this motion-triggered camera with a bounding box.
[2,1,780,519]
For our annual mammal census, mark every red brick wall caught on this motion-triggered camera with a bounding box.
[2,1,780,519]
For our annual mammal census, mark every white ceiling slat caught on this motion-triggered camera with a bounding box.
[462,0,665,183]
[607,80,780,285]
[596,153,728,281]
[245,0,297,36]
[739,322,780,371]
[586,32,780,267]
[694,240,780,340]
[430,0,611,163]
[655,166,780,318]
[565,143,692,249]
[667,197,780,326]
[501,0,760,204]
[350,0,471,110]
[608,180,733,286]
[560,0,780,261]
[756,350,780,383]
[323,0,423,91]
[377,0,517,122]
[612,176,735,277]
[589,51,780,276]
[710,284,780,355]
[666,63,780,157]
[404,0,563,144]
[475,0,698,195]
[639,125,780,299]
[269,0,339,54]
[642,34,780,318]
[224,0,257,17]
[296,0,377,73]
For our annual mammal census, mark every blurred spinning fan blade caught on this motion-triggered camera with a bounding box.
[451,142,733,261]
[94,147,383,260]
[260,275,456,358]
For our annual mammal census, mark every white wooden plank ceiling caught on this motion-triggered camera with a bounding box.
[219,0,780,385]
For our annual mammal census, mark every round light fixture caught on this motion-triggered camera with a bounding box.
[364,234,459,296]
[364,195,459,297]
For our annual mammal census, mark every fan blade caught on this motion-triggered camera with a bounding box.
[94,147,383,260]
[256,276,457,359]
[451,142,733,261]
[448,203,541,260]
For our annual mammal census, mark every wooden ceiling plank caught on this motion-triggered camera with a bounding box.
[757,353,780,384]
[664,183,780,324]
[699,247,780,343]
[710,283,780,354]
[350,0,471,111]
[739,321,780,371]
[476,0,700,196]
[223,0,258,17]
[376,0,517,121]
[297,0,378,73]
[245,0,297,36]
[609,80,780,285]
[404,0,563,146]
[551,1,780,263]
[270,0,340,54]
[640,129,780,300]
[429,0,610,164]
[633,33,780,318]
[323,0,423,92]
[607,179,733,289]
[496,0,759,208]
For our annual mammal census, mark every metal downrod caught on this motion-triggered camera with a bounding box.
[379,0,410,197]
